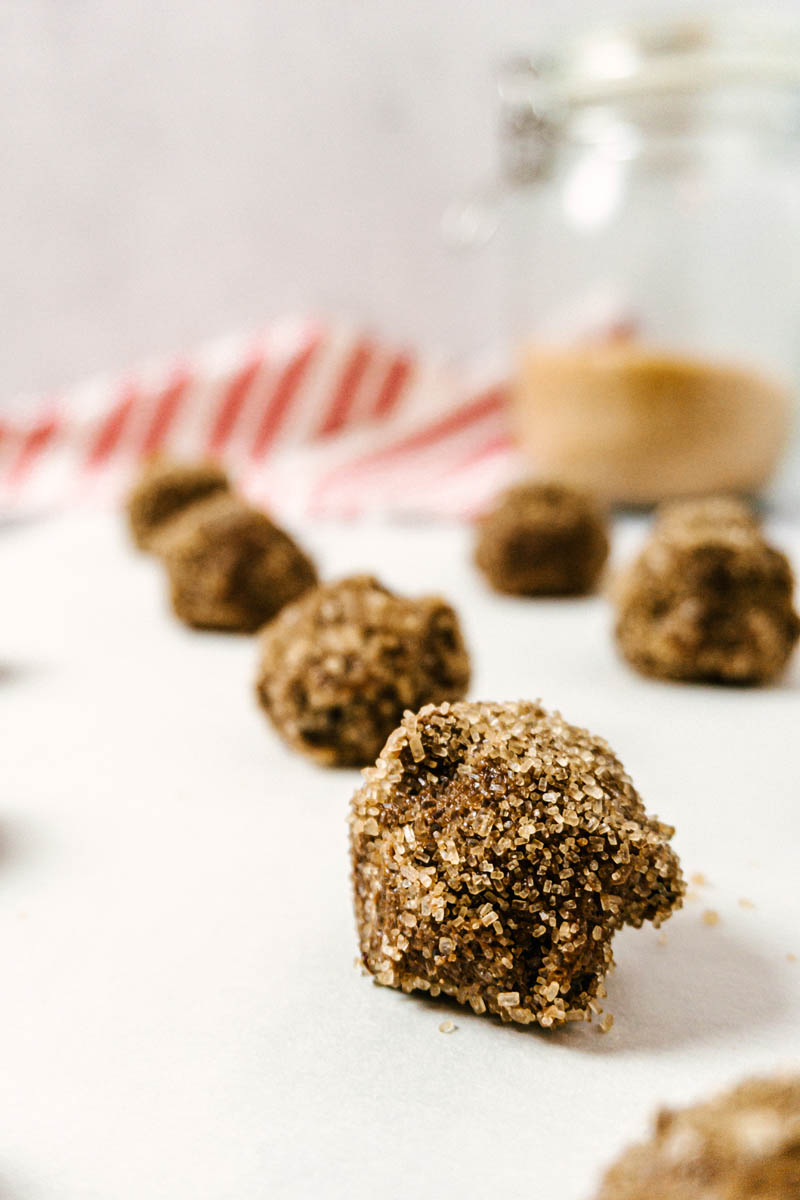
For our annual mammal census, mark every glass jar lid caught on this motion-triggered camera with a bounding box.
[498,12,800,182]
[506,12,800,107]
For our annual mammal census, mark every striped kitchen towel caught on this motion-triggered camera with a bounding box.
[0,317,518,522]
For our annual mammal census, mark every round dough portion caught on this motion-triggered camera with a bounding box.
[351,699,684,1027]
[127,459,231,551]
[255,576,471,767]
[594,1074,800,1200]
[160,493,317,632]
[615,498,799,684]
[654,495,760,538]
[475,481,609,596]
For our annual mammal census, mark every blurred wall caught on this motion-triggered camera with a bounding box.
[0,0,780,398]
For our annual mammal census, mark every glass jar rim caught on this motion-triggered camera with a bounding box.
[500,12,800,109]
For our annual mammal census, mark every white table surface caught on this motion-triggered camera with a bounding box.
[1,511,799,1200]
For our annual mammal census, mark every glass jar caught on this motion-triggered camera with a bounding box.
[490,15,800,504]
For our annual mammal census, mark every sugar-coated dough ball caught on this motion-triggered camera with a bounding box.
[351,700,683,1027]
[255,576,471,767]
[594,1074,800,1199]
[654,495,760,537]
[126,459,231,551]
[475,481,609,595]
[159,493,317,632]
[615,497,799,684]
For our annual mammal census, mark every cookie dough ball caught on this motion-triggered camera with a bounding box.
[351,700,683,1027]
[594,1074,800,1199]
[475,481,609,595]
[159,493,317,632]
[126,458,231,551]
[255,576,470,767]
[615,498,799,684]
[655,495,760,538]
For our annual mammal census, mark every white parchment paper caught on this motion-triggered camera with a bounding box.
[1,513,798,1200]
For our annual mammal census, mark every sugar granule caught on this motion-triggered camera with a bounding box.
[351,700,684,1030]
[438,1020,456,1034]
[702,909,720,927]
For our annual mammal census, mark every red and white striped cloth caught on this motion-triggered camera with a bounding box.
[0,318,519,522]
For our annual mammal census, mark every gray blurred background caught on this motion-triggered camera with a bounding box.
[1,0,794,399]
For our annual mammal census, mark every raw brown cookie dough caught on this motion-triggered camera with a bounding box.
[126,459,231,551]
[159,493,317,632]
[654,495,761,538]
[255,576,470,767]
[474,481,609,595]
[594,1074,800,1199]
[351,700,683,1027]
[615,497,799,684]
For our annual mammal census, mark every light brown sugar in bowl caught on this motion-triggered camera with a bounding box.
[512,344,792,505]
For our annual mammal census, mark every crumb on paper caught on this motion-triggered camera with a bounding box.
[788,953,797,964]
[438,1019,456,1034]
[686,889,701,903]
[738,897,755,910]
[702,909,720,927]
[657,932,668,946]
[691,872,708,886]
[598,1013,614,1034]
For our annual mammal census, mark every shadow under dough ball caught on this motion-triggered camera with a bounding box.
[255,575,471,767]
[351,700,684,1028]
[615,497,800,684]
[159,493,317,632]
[126,458,231,551]
[474,481,609,595]
[594,1073,800,1199]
